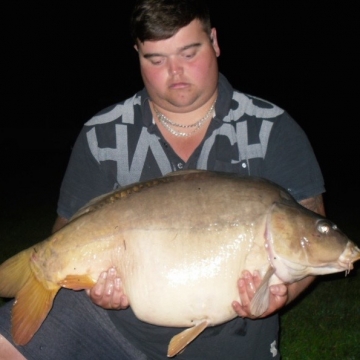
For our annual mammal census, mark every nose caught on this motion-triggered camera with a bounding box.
[167,57,183,76]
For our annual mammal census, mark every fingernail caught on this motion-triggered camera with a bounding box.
[101,272,107,279]
[109,268,116,276]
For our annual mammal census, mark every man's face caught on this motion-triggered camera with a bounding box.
[135,19,220,113]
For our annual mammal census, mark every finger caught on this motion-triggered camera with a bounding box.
[90,269,116,308]
[91,271,108,299]
[232,278,250,317]
[261,284,288,317]
[99,268,119,308]
[270,284,287,297]
[238,277,250,304]
[100,268,130,309]
[104,268,117,296]
[120,295,130,309]
[233,271,265,318]
[110,277,123,309]
[242,271,256,299]
[252,270,262,289]
[111,278,129,309]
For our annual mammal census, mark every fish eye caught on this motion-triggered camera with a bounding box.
[317,220,331,234]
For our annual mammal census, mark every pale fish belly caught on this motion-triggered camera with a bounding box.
[118,224,269,327]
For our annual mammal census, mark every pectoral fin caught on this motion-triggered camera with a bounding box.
[250,266,276,317]
[167,320,209,357]
[58,274,96,290]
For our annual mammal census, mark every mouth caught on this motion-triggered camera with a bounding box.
[169,82,191,90]
[338,243,360,275]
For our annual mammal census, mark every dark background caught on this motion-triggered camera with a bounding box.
[2,2,359,232]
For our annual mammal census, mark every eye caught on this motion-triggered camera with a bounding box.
[149,57,165,65]
[317,220,331,234]
[182,51,196,59]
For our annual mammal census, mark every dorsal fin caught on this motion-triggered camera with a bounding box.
[69,170,208,223]
[69,178,165,222]
[165,169,207,177]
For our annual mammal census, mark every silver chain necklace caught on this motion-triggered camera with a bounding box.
[153,100,216,137]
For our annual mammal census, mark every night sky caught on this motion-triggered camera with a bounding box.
[2,2,359,226]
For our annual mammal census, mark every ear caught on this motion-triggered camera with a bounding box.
[210,28,220,57]
[134,44,139,52]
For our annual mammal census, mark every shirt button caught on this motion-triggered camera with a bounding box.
[177,163,184,169]
[242,162,247,168]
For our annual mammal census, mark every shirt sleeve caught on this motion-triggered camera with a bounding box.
[262,112,325,201]
[56,126,116,219]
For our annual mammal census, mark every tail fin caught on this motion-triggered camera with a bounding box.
[0,249,60,345]
[0,249,33,298]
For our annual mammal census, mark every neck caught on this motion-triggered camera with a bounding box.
[149,95,217,161]
[150,93,218,127]
[152,97,216,139]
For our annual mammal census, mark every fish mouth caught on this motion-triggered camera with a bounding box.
[337,242,360,275]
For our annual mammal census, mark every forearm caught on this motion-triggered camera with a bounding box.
[299,195,325,216]
[52,216,69,233]
[286,275,316,305]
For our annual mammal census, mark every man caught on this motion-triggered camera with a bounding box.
[0,0,325,358]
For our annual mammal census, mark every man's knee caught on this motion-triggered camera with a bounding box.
[0,335,26,360]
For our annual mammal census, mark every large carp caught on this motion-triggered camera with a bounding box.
[0,170,359,357]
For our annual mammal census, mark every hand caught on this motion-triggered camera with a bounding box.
[86,267,129,309]
[232,270,288,318]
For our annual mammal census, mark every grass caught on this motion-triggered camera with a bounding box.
[279,268,360,359]
[1,200,359,359]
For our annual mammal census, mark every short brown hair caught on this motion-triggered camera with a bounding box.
[130,0,211,44]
